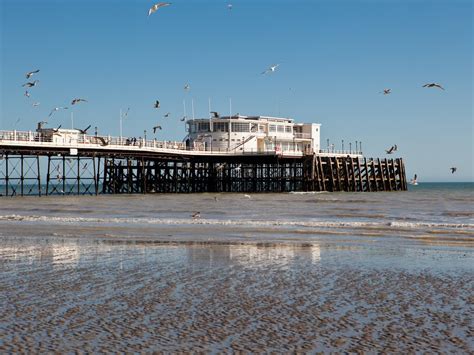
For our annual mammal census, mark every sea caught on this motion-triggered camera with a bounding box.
[0,183,473,352]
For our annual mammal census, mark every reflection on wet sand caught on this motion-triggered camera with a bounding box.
[0,237,472,353]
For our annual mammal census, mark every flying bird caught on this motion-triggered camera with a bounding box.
[154,100,160,109]
[261,64,280,75]
[148,2,171,16]
[93,136,109,146]
[409,174,418,185]
[24,90,30,98]
[78,125,91,134]
[244,194,251,199]
[25,69,40,79]
[191,211,200,219]
[180,116,186,122]
[227,3,233,10]
[153,125,162,133]
[163,112,171,118]
[32,102,40,107]
[210,111,220,118]
[450,167,457,174]
[48,107,68,117]
[184,83,190,91]
[71,98,88,105]
[22,80,39,88]
[381,89,391,95]
[385,144,397,154]
[423,83,445,90]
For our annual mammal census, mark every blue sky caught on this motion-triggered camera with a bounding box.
[1,0,472,181]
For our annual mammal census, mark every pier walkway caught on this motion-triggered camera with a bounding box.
[0,129,405,196]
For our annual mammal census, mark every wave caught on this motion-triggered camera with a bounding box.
[0,214,472,231]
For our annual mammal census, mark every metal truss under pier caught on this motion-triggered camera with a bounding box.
[0,154,407,196]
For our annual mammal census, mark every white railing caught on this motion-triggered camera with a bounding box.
[0,129,363,157]
[0,130,186,150]
[293,132,311,139]
[319,148,363,155]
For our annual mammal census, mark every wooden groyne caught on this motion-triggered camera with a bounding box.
[0,153,407,196]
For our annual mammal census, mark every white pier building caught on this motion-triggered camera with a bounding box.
[186,115,321,155]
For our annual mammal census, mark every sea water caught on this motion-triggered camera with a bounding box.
[0,183,472,352]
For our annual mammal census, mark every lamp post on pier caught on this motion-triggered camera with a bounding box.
[119,107,130,145]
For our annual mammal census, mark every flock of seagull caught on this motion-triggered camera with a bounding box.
[18,2,458,187]
[380,82,458,183]
[21,69,88,127]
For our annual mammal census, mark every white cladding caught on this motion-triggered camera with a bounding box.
[186,115,321,154]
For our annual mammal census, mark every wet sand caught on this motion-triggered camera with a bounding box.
[0,236,472,352]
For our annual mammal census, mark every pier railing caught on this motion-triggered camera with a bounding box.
[0,129,363,157]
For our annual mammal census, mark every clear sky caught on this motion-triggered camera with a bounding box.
[1,0,472,182]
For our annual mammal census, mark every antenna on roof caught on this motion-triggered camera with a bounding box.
[229,97,232,149]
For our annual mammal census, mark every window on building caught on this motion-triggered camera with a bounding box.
[198,122,210,132]
[277,125,284,133]
[189,123,197,133]
[285,126,292,133]
[213,122,228,132]
[259,125,265,132]
[269,125,276,133]
[231,122,250,132]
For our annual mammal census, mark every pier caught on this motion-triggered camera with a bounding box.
[0,126,407,196]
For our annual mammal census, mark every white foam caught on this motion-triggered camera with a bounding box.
[0,214,472,231]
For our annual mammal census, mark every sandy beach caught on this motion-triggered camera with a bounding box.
[1,235,472,353]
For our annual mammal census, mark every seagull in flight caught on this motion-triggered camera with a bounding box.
[210,111,220,118]
[180,116,186,122]
[163,112,171,118]
[48,107,68,117]
[32,102,40,107]
[22,80,39,88]
[154,100,160,109]
[409,174,418,185]
[261,64,280,75]
[191,211,201,219]
[25,69,40,79]
[423,83,445,90]
[385,144,397,154]
[227,3,233,10]
[381,88,391,95]
[184,83,190,91]
[24,90,31,98]
[153,125,162,133]
[450,167,457,174]
[244,194,251,199]
[148,2,171,16]
[71,98,88,105]
[77,125,91,134]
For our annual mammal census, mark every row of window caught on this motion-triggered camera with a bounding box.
[190,121,294,133]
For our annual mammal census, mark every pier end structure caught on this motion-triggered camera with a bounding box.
[0,115,406,196]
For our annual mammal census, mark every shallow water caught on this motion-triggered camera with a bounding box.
[0,184,473,352]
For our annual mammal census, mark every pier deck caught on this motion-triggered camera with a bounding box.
[0,130,406,196]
